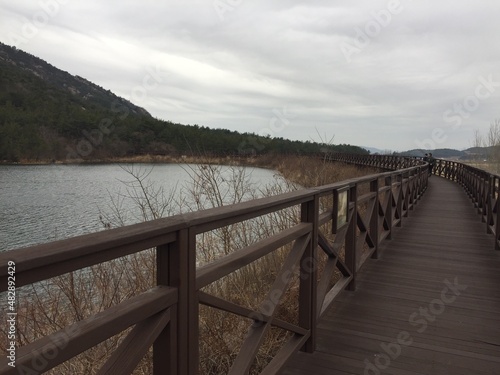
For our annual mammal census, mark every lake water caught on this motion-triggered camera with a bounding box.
[0,163,279,251]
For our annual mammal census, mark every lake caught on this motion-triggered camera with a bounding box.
[0,163,279,251]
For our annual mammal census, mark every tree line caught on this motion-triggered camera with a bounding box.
[0,42,367,162]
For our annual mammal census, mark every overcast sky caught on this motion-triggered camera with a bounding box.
[1,0,499,152]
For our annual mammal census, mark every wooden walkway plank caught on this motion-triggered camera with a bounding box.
[281,177,500,375]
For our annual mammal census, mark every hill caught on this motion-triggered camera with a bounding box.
[397,148,467,159]
[0,43,367,162]
[375,147,494,161]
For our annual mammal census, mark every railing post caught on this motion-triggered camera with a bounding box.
[487,176,495,234]
[480,173,487,220]
[385,175,393,239]
[155,238,180,375]
[155,228,198,375]
[419,167,427,199]
[395,173,403,227]
[370,178,379,259]
[299,195,319,352]
[346,184,358,291]
[408,171,415,210]
[495,189,500,250]
[474,171,480,209]
[424,166,429,192]
[403,171,410,217]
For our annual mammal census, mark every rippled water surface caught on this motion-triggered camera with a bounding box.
[0,164,278,251]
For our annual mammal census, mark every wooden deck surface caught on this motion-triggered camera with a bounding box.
[281,176,500,375]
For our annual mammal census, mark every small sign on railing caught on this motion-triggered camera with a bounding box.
[333,187,349,233]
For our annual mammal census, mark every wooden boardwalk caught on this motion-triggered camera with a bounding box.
[281,176,500,375]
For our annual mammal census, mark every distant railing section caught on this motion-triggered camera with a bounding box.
[0,154,428,375]
[433,159,500,249]
[333,153,500,249]
[328,153,425,171]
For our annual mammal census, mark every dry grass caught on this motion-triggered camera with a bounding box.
[269,155,380,188]
[0,155,379,374]
[464,160,500,174]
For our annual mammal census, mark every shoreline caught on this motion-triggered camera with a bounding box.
[0,154,257,165]
[0,154,287,171]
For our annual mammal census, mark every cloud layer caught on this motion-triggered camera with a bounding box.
[2,0,499,151]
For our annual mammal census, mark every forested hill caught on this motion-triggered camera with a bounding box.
[0,42,368,162]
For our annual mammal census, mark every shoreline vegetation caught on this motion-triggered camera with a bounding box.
[0,153,335,167]
[0,153,380,180]
[0,156,381,374]
[0,154,275,166]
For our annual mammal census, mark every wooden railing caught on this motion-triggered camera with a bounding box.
[328,153,425,170]
[0,155,428,375]
[433,158,500,249]
[336,153,500,249]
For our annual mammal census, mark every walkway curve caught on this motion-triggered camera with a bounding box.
[282,176,500,375]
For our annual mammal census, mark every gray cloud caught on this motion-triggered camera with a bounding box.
[1,0,499,151]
